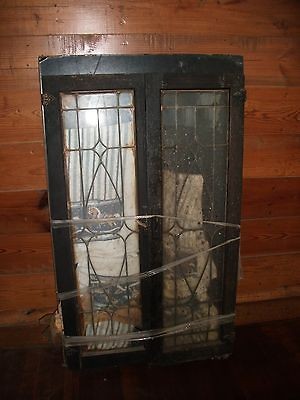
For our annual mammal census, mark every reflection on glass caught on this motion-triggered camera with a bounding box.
[161,89,229,351]
[61,90,141,352]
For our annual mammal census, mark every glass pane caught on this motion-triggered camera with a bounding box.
[161,89,229,352]
[61,90,141,353]
[119,92,133,107]
[78,93,117,108]
[61,94,76,109]
[177,90,215,106]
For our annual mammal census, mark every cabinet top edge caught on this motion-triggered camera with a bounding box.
[39,54,244,78]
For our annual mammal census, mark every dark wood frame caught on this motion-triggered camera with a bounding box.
[40,55,244,369]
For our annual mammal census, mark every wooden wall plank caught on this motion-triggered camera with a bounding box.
[243,135,300,178]
[0,273,56,310]
[0,233,53,274]
[0,90,43,144]
[0,69,39,91]
[242,177,300,219]
[245,86,300,135]
[2,0,299,9]
[241,216,300,256]
[0,325,50,347]
[0,70,42,143]
[235,296,300,325]
[0,143,46,191]
[0,34,299,86]
[0,308,56,327]
[237,252,300,303]
[0,1,299,37]
[0,190,49,234]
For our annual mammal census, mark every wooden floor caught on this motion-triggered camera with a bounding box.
[0,319,299,400]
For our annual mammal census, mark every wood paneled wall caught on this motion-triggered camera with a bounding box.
[0,0,299,344]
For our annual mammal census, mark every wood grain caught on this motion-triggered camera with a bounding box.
[241,216,300,256]
[0,35,300,86]
[0,325,50,348]
[0,142,46,191]
[242,177,300,219]
[0,233,53,274]
[237,252,300,303]
[0,273,56,310]
[0,89,43,144]
[0,190,49,234]
[243,134,300,178]
[0,307,56,327]
[0,69,39,91]
[0,1,299,37]
[245,86,300,135]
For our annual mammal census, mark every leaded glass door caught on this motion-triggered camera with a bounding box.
[40,55,244,368]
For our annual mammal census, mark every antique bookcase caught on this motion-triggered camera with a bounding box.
[40,55,244,369]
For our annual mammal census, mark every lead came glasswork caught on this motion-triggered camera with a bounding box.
[40,54,244,368]
[61,89,231,353]
[161,89,229,351]
[61,91,142,350]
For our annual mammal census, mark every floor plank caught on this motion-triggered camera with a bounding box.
[0,319,299,400]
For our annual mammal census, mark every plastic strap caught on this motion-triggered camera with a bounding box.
[51,214,240,229]
[63,313,235,347]
[57,235,240,300]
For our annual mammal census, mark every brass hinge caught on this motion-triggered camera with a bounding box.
[41,93,55,107]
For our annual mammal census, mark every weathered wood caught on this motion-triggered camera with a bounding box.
[237,252,300,303]
[1,34,300,86]
[243,134,300,178]
[0,142,46,191]
[235,296,300,325]
[0,273,56,310]
[0,1,299,37]
[241,216,300,256]
[245,86,300,135]
[0,233,53,274]
[0,190,49,234]
[242,177,300,219]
